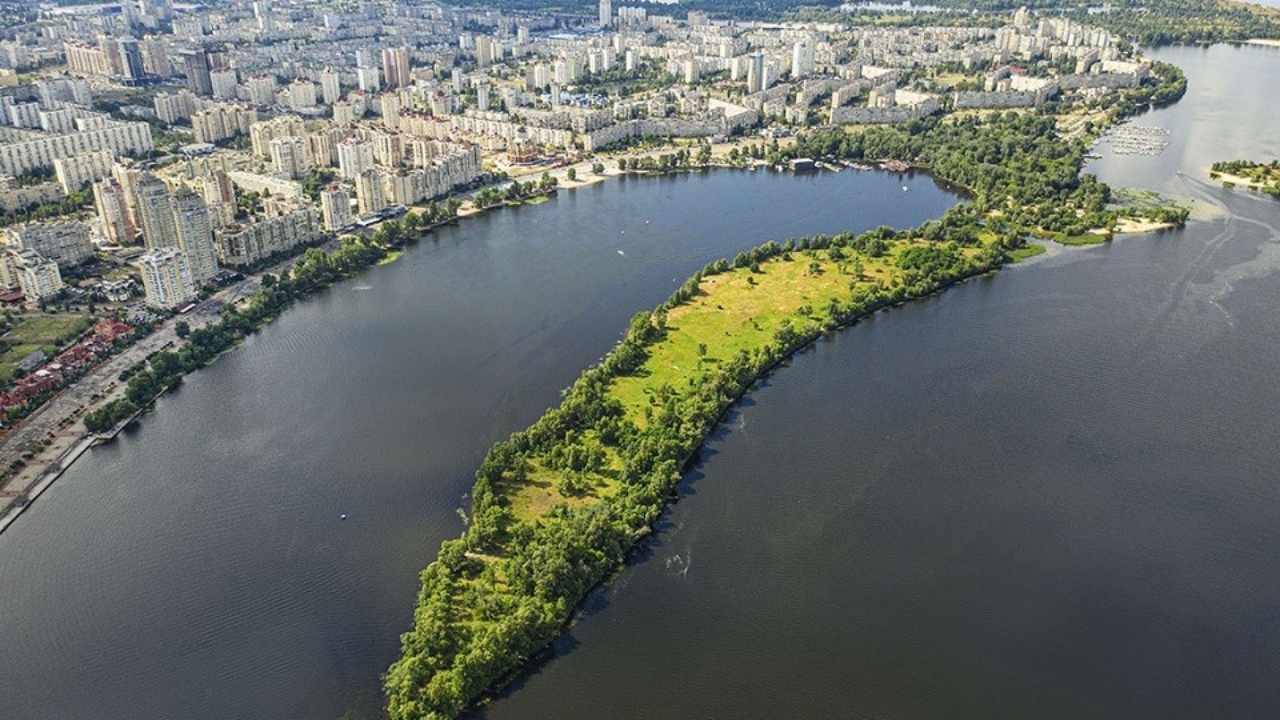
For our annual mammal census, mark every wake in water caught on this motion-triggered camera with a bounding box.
[1121,172,1280,363]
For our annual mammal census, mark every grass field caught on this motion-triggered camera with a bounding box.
[0,314,92,383]
[1007,244,1047,261]
[504,240,980,523]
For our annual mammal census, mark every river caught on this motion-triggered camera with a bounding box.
[0,169,959,720]
[473,43,1280,720]
[2,43,1279,720]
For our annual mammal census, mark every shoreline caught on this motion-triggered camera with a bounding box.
[0,144,767,536]
[1208,169,1278,191]
[0,136,1183,535]
[0,434,96,534]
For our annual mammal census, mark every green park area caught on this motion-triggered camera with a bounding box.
[0,314,92,383]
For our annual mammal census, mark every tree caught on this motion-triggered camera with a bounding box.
[175,320,191,339]
[566,167,577,182]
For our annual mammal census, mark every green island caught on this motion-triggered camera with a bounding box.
[383,67,1189,719]
[1209,159,1280,196]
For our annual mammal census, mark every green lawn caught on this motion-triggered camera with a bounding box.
[1008,244,1047,261]
[0,314,93,382]
[506,240,980,522]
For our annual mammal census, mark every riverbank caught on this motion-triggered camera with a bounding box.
[0,146,753,534]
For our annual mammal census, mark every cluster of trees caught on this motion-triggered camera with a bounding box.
[386,219,1005,719]
[1210,159,1280,197]
[617,146,711,172]
[787,75,1184,239]
[787,111,1116,235]
[301,168,339,202]
[0,188,93,228]
[84,236,388,434]
[369,201,464,245]
[572,61,676,98]
[471,174,558,209]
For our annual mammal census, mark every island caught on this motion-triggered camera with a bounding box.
[0,0,1245,713]
[384,41,1190,720]
[1209,159,1280,196]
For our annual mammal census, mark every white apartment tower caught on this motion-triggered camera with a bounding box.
[138,248,196,308]
[270,135,312,179]
[354,168,386,216]
[337,140,375,180]
[210,67,238,100]
[320,67,341,105]
[171,189,219,282]
[320,186,353,231]
[135,174,177,249]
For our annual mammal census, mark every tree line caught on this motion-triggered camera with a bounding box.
[385,228,1006,719]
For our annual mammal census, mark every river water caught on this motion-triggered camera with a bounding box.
[473,43,1280,720]
[0,170,959,719]
[2,44,1279,720]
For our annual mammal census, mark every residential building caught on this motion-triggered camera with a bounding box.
[320,67,341,105]
[354,168,386,215]
[3,249,63,301]
[249,115,306,158]
[382,47,411,90]
[0,121,154,176]
[337,139,375,179]
[210,67,238,100]
[53,149,114,193]
[137,248,195,308]
[213,200,321,266]
[320,186,352,231]
[270,135,311,178]
[171,189,219,282]
[3,221,94,268]
[135,173,177,249]
[93,177,136,245]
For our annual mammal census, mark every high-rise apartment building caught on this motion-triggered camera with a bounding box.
[382,47,411,89]
[270,135,312,179]
[337,139,375,180]
[183,49,213,96]
[171,189,218,282]
[3,221,94,268]
[138,248,195,308]
[320,67,341,105]
[320,186,353,231]
[354,168,386,216]
[93,177,137,245]
[135,174,177,249]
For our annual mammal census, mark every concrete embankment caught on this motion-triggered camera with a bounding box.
[0,434,98,534]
